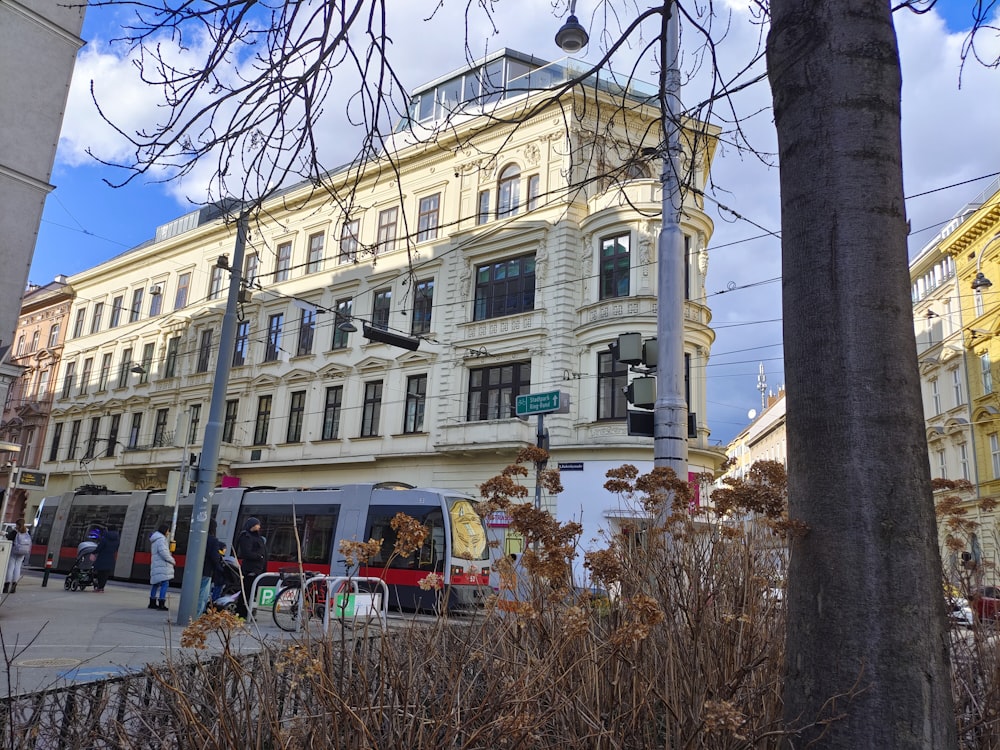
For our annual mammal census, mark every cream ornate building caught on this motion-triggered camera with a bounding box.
[32,50,726,558]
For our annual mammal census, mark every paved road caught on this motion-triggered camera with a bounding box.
[0,569,396,698]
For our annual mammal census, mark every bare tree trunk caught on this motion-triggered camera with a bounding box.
[767,1,956,747]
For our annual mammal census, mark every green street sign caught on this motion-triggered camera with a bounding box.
[516,390,565,417]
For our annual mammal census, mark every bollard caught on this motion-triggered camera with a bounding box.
[42,553,53,587]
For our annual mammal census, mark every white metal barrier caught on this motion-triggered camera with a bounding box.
[319,575,389,634]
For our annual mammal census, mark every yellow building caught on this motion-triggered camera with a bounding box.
[938,181,1000,574]
[29,50,726,559]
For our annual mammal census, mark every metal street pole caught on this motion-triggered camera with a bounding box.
[653,4,688,481]
[176,210,249,625]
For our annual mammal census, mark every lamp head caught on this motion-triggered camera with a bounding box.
[972,272,993,292]
[555,14,589,53]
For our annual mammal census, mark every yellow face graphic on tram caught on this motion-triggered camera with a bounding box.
[449,500,487,560]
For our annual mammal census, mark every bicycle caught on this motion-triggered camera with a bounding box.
[272,569,327,632]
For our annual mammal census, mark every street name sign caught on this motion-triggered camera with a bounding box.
[516,390,568,417]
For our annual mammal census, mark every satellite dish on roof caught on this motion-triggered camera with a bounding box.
[747,409,757,421]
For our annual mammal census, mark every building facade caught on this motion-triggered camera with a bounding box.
[935,179,1000,578]
[30,51,726,564]
[0,279,71,523]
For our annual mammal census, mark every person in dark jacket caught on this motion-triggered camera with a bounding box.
[92,526,121,592]
[197,520,225,614]
[234,517,267,618]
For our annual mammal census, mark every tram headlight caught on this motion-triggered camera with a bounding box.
[450,565,464,577]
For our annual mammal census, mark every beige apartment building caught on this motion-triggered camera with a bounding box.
[30,50,726,557]
[0,279,71,524]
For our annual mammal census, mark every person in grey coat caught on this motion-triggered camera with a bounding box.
[148,522,175,611]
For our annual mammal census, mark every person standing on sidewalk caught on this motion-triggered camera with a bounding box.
[93,526,120,592]
[197,520,225,615]
[148,522,175,611]
[234,517,267,618]
[3,519,32,593]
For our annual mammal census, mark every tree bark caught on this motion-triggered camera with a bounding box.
[767,1,956,747]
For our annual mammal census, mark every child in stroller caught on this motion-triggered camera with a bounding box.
[64,527,103,592]
[209,555,245,613]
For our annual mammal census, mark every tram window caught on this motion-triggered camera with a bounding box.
[64,505,128,549]
[135,509,200,556]
[365,506,444,572]
[235,506,339,566]
[33,506,57,546]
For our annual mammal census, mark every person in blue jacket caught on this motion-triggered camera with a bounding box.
[93,526,120,592]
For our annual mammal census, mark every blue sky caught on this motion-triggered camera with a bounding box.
[28,1,1000,446]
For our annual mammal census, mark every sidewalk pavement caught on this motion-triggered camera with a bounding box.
[0,569,290,698]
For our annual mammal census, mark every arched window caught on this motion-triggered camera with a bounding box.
[497,164,521,218]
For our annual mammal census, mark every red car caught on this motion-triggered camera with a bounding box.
[970,586,1000,623]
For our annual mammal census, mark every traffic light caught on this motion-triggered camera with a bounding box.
[625,376,656,410]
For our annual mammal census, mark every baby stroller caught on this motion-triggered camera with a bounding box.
[209,555,245,613]
[64,536,99,592]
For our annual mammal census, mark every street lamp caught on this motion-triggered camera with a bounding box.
[972,231,1000,292]
[556,2,688,484]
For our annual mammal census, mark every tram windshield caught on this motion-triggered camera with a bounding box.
[446,498,488,561]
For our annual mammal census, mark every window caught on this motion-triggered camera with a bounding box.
[188,403,201,445]
[404,375,427,433]
[90,302,104,334]
[72,309,86,338]
[275,242,292,282]
[153,409,170,446]
[992,433,1000,479]
[47,323,60,348]
[84,417,101,459]
[223,399,239,443]
[467,362,530,421]
[164,337,180,378]
[339,219,359,263]
[98,354,112,391]
[110,296,124,328]
[139,342,154,384]
[372,288,392,330]
[474,253,536,321]
[600,233,631,299]
[209,265,225,299]
[527,174,540,211]
[128,413,142,449]
[265,313,284,361]
[497,164,520,217]
[244,253,259,286]
[15,335,24,356]
[417,194,440,242]
[477,190,491,225]
[332,299,353,349]
[107,414,120,457]
[79,358,94,396]
[175,272,191,310]
[62,361,76,398]
[297,308,315,357]
[197,329,213,372]
[598,349,628,420]
[29,331,39,352]
[937,449,947,479]
[118,347,133,388]
[322,386,343,440]
[307,232,324,273]
[130,288,144,322]
[149,287,163,317]
[287,391,306,442]
[233,321,249,366]
[68,420,81,459]
[412,279,434,335]
[253,395,272,445]
[959,442,970,481]
[48,422,63,462]
[377,207,398,253]
[976,290,986,317]
[360,381,383,437]
[930,378,940,415]
[953,368,964,404]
